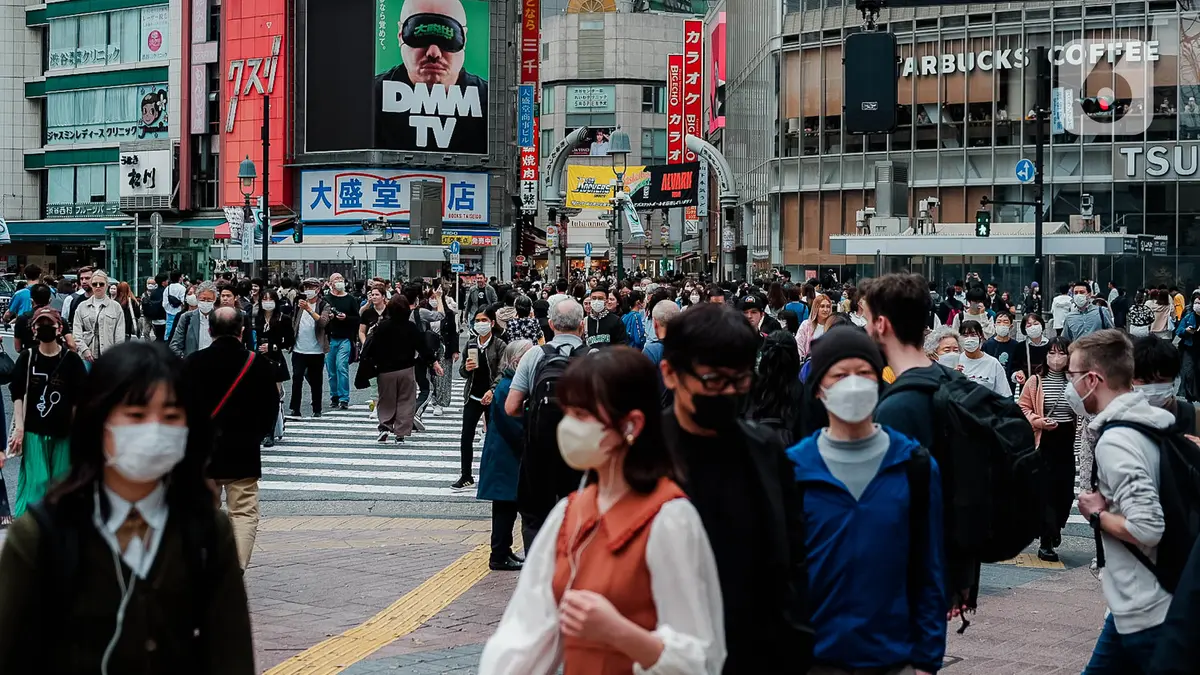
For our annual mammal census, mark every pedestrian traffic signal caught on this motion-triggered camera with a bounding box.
[975,210,991,238]
[292,222,304,244]
[1080,95,1114,115]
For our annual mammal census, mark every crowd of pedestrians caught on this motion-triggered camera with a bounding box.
[4,262,1200,674]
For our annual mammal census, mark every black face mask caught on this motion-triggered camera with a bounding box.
[35,325,58,343]
[690,392,740,432]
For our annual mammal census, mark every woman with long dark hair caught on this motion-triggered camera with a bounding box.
[365,295,442,442]
[256,288,292,446]
[747,330,805,444]
[0,340,253,673]
[766,282,787,317]
[481,346,724,674]
[1016,336,1076,563]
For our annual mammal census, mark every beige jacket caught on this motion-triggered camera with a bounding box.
[72,296,128,358]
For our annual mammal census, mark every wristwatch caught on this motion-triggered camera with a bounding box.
[1090,511,1104,531]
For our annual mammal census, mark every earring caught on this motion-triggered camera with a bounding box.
[625,433,635,445]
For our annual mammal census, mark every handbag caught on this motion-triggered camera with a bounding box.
[0,341,16,386]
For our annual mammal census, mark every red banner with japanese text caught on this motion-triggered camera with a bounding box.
[667,53,684,164]
[683,19,703,163]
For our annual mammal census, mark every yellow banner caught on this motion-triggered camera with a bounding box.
[566,165,649,209]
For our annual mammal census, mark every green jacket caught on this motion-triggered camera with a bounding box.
[0,506,254,674]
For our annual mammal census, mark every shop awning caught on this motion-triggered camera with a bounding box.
[214,217,296,240]
[6,219,128,242]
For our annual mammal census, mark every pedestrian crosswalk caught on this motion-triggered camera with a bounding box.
[260,392,485,499]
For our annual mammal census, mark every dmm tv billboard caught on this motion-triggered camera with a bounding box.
[306,0,491,155]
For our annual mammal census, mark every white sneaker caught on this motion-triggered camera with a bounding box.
[413,417,427,432]
[432,405,444,417]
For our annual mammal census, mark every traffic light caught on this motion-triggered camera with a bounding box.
[1080,95,1114,115]
[292,222,304,244]
[975,209,991,238]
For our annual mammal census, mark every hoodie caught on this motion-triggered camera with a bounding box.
[787,428,947,673]
[1089,391,1174,634]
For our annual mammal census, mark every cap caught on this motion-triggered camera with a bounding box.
[806,325,884,391]
[737,295,764,312]
[31,307,63,327]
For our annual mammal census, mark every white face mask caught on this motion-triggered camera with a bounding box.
[1046,354,1069,372]
[106,422,188,482]
[937,352,960,369]
[961,336,981,353]
[1135,381,1178,408]
[1065,374,1096,417]
[186,294,198,307]
[198,301,214,314]
[556,415,613,471]
[690,294,701,304]
[333,281,346,292]
[305,289,318,299]
[261,301,276,311]
[474,321,492,335]
[1072,293,1090,309]
[1193,303,1200,314]
[590,299,606,314]
[995,324,1011,338]
[1025,324,1043,340]
[821,375,878,424]
[146,283,156,291]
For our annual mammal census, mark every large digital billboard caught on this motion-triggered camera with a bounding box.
[706,12,725,134]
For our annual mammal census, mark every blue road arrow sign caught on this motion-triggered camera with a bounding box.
[451,263,465,273]
[584,241,593,257]
[1015,158,1036,184]
[448,240,461,255]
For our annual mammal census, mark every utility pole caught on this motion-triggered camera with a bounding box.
[1033,45,1048,297]
[261,93,271,280]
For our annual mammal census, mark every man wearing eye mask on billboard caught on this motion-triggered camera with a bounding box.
[374,0,489,153]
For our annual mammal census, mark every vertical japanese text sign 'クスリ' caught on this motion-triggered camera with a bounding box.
[374,0,491,154]
[683,20,702,163]
[226,36,280,134]
[667,53,684,164]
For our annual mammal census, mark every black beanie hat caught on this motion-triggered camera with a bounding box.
[806,325,885,389]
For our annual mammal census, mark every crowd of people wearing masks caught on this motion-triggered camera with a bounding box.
[5,259,1200,674]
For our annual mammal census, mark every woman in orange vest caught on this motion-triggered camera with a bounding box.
[480,346,725,675]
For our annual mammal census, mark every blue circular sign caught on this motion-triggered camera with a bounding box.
[1015,158,1036,184]
[584,242,593,256]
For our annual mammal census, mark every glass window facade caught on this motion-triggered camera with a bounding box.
[739,5,1200,289]
[45,84,168,146]
[45,165,122,218]
[48,6,168,71]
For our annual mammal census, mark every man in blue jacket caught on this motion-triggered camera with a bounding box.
[787,326,948,674]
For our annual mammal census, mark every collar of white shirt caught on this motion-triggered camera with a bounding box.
[93,482,170,579]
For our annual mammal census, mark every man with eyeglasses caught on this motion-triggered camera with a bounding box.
[660,302,812,672]
[71,269,127,363]
[373,0,488,153]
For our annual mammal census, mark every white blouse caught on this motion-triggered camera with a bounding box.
[479,497,726,675]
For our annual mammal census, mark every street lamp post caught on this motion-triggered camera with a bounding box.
[608,128,632,282]
[238,155,257,273]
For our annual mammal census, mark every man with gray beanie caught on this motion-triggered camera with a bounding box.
[787,325,948,675]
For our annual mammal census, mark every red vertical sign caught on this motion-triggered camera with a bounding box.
[519,0,540,212]
[667,53,684,164]
[683,20,703,163]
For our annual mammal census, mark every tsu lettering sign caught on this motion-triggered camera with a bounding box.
[683,20,702,163]
[302,169,489,223]
[374,0,490,154]
[667,54,684,164]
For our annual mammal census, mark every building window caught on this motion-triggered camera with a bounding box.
[45,164,122,217]
[48,6,168,71]
[641,129,667,163]
[642,86,667,114]
[542,85,555,115]
[541,128,555,159]
[541,43,549,60]
[45,84,169,146]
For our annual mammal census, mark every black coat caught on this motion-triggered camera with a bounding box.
[1111,294,1132,328]
[181,337,279,480]
[254,309,294,382]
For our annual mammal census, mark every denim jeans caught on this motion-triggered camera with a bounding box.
[325,338,352,404]
[1082,613,1163,675]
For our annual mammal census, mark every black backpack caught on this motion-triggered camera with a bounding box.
[525,343,589,454]
[1096,421,1200,593]
[29,498,219,652]
[143,288,166,321]
[883,366,1044,563]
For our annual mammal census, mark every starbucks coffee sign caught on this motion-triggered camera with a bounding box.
[1115,143,1200,181]
[901,40,1160,78]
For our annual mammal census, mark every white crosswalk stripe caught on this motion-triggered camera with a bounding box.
[262,393,486,499]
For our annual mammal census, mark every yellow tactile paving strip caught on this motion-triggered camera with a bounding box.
[264,543,492,675]
[994,552,1066,570]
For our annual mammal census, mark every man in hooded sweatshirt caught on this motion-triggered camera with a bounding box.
[583,284,626,348]
[788,326,946,675]
[1071,329,1173,672]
